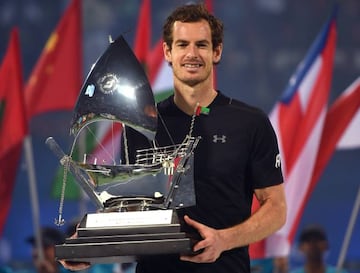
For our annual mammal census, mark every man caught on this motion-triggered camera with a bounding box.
[251,257,288,273]
[61,3,286,273]
[125,3,286,273]
[26,227,67,273]
[290,225,347,273]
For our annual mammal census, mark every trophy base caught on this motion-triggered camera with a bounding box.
[55,210,199,263]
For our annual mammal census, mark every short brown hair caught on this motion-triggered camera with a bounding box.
[299,225,327,243]
[162,4,224,50]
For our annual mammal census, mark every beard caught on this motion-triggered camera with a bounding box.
[172,66,211,87]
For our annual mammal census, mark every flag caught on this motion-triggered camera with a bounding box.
[332,78,360,150]
[90,0,167,169]
[50,122,118,199]
[148,39,174,101]
[24,0,82,119]
[28,0,81,199]
[306,77,360,202]
[92,0,152,166]
[204,0,214,12]
[0,28,28,235]
[92,0,153,163]
[250,7,337,258]
[133,0,151,65]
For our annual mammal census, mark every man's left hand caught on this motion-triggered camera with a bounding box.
[180,215,227,263]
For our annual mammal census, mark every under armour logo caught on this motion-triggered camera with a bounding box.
[213,135,226,143]
[275,154,281,168]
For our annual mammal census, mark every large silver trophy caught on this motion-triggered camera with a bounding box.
[46,35,200,263]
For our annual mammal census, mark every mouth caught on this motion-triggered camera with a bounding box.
[183,63,203,69]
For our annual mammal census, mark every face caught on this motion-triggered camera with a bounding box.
[299,239,328,260]
[32,246,58,273]
[163,19,222,87]
[32,246,55,261]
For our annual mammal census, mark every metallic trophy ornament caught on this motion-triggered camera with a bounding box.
[46,35,200,263]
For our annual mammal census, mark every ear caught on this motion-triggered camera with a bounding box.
[163,42,171,63]
[298,243,305,252]
[321,240,329,251]
[213,43,223,64]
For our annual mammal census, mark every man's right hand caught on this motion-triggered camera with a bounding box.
[58,260,91,271]
[58,227,91,271]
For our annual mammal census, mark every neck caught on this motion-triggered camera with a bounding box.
[173,82,217,115]
[304,260,326,273]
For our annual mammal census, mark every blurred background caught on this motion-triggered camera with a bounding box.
[0,0,359,272]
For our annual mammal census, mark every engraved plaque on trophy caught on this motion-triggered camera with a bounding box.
[46,35,200,263]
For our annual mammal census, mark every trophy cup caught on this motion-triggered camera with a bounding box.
[46,35,201,263]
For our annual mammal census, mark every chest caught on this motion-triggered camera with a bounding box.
[156,107,256,175]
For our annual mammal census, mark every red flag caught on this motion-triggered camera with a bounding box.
[147,39,166,86]
[204,0,214,13]
[0,28,28,235]
[24,0,82,119]
[91,0,151,165]
[250,7,337,258]
[203,0,217,87]
[306,77,360,202]
[134,0,151,64]
[92,0,153,164]
[329,78,360,150]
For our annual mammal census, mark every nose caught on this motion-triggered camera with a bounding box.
[186,44,198,58]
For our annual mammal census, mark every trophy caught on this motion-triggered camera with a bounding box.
[46,35,201,263]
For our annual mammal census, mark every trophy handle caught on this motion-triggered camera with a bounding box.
[164,136,200,209]
[46,137,105,209]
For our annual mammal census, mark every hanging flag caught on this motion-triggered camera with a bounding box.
[203,0,217,87]
[94,0,152,162]
[91,0,157,170]
[50,120,122,199]
[0,28,28,235]
[93,0,152,166]
[133,0,151,65]
[50,129,96,200]
[250,6,337,258]
[333,78,360,150]
[24,0,82,119]
[148,39,174,101]
[204,0,214,12]
[303,77,360,206]
[36,0,82,199]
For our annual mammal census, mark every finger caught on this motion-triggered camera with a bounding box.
[59,259,91,271]
[193,239,208,252]
[180,253,203,263]
[184,215,206,231]
[184,215,198,226]
[180,250,214,264]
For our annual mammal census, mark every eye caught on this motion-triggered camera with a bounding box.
[175,40,188,48]
[197,42,209,48]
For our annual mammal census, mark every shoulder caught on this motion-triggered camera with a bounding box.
[0,266,14,273]
[216,92,269,121]
[289,267,305,273]
[217,93,273,133]
[227,96,268,120]
[156,95,175,113]
[325,266,348,273]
